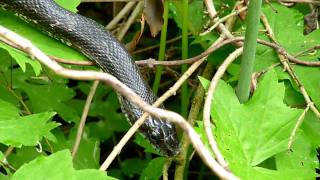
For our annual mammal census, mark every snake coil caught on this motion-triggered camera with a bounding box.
[0,0,180,156]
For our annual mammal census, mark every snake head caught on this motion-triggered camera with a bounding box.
[144,116,180,157]
[119,97,180,157]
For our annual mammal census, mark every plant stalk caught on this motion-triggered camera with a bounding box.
[236,0,262,103]
[152,0,169,95]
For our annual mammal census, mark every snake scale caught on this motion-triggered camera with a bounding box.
[0,0,180,156]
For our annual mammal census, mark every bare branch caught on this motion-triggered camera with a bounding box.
[72,80,100,158]
[203,47,243,169]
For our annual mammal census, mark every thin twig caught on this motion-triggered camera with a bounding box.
[174,4,239,174]
[162,159,172,180]
[260,12,320,119]
[132,35,184,55]
[0,160,16,172]
[72,80,100,158]
[200,6,247,36]
[45,41,320,68]
[50,56,94,66]
[4,146,14,158]
[117,1,144,41]
[106,1,137,30]
[288,106,309,150]
[279,0,320,5]
[204,0,240,42]
[294,44,320,57]
[7,87,32,115]
[0,25,239,180]
[203,47,243,169]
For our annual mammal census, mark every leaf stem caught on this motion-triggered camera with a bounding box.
[236,0,262,103]
[152,0,169,95]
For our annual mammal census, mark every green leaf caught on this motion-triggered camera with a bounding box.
[0,99,20,120]
[169,0,204,33]
[7,146,44,169]
[134,134,161,156]
[200,70,315,179]
[0,110,58,147]
[0,43,42,76]
[121,158,149,178]
[0,173,9,180]
[12,150,116,180]
[275,134,317,179]
[0,0,88,75]
[68,128,101,170]
[45,127,101,170]
[301,111,320,148]
[259,4,320,109]
[139,157,165,180]
[54,0,81,13]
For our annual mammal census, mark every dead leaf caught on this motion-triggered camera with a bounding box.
[143,0,164,37]
[303,6,319,35]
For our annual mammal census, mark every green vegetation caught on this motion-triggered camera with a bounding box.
[0,0,319,179]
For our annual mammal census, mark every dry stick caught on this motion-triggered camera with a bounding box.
[200,6,248,36]
[174,35,228,180]
[203,47,244,169]
[117,1,144,41]
[294,45,320,57]
[106,1,137,30]
[51,39,320,67]
[174,7,240,177]
[136,37,244,66]
[132,35,183,55]
[0,160,16,172]
[162,159,172,180]
[260,13,320,119]
[204,0,238,40]
[0,26,238,180]
[3,146,14,158]
[51,56,94,66]
[279,0,320,5]
[72,80,100,158]
[288,106,309,150]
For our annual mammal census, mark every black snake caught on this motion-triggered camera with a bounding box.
[0,0,180,156]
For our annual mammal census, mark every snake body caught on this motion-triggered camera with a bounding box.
[0,0,179,156]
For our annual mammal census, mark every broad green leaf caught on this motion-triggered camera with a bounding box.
[260,4,320,109]
[0,99,20,120]
[0,174,9,180]
[0,43,42,76]
[301,112,320,148]
[12,150,115,180]
[139,157,165,180]
[169,0,204,33]
[7,146,44,169]
[0,0,88,75]
[0,58,80,123]
[200,70,314,179]
[46,127,100,169]
[0,111,58,147]
[54,0,81,13]
[68,128,101,170]
[275,134,317,179]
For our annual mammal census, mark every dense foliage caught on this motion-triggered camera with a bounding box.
[0,0,319,179]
